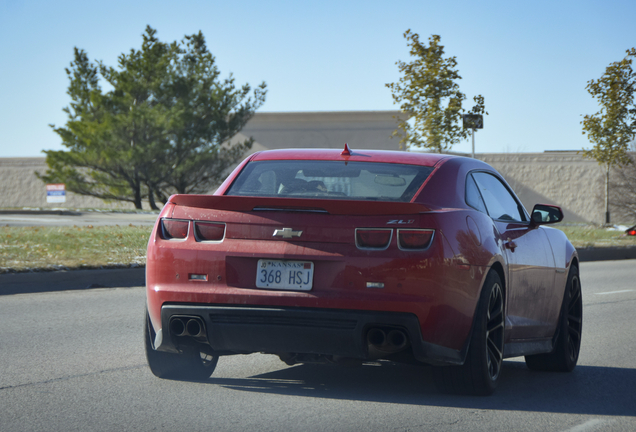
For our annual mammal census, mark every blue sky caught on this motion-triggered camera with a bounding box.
[1,0,634,157]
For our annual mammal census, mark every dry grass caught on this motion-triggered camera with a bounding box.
[0,225,151,273]
[556,224,636,249]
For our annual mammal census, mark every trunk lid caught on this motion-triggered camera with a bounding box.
[169,195,430,244]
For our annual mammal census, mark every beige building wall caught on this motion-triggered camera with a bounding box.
[478,152,606,224]
[0,157,137,210]
[2,111,631,224]
[241,111,404,150]
[0,152,621,224]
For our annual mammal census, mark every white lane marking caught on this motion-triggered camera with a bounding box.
[562,419,606,432]
[595,289,634,295]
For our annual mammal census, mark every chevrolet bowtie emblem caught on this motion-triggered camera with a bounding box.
[273,227,303,239]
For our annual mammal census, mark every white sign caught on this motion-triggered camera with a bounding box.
[46,184,66,203]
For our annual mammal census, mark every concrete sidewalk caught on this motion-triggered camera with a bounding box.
[0,210,158,227]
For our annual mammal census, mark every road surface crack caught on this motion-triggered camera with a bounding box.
[0,364,146,391]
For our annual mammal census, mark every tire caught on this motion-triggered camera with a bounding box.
[525,265,582,372]
[144,308,219,380]
[434,270,505,396]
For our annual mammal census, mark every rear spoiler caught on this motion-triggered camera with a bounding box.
[168,194,430,216]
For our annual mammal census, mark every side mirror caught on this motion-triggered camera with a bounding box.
[530,204,564,225]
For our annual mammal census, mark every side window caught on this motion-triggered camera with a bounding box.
[472,172,526,222]
[465,174,488,214]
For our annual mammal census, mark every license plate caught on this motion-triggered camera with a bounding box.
[256,260,314,291]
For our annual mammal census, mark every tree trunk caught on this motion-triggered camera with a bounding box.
[147,186,159,210]
[133,190,143,209]
[133,170,143,210]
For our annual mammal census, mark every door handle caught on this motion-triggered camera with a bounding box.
[504,238,517,252]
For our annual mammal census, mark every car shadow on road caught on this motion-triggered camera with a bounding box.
[207,359,636,416]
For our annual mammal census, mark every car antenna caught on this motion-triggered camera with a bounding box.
[341,143,352,156]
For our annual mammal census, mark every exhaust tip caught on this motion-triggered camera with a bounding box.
[367,328,386,346]
[186,318,205,338]
[387,329,407,350]
[169,318,186,337]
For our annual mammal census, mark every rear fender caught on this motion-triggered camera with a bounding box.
[146,202,177,332]
[416,210,498,354]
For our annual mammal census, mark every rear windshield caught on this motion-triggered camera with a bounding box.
[226,160,434,202]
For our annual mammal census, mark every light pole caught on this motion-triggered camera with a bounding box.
[463,114,483,158]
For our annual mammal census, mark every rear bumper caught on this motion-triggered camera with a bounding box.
[153,303,468,366]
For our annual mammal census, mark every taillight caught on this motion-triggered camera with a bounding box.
[355,229,392,250]
[398,229,434,250]
[194,222,225,242]
[161,219,189,239]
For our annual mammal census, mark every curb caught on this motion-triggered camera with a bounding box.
[0,268,145,296]
[577,246,636,262]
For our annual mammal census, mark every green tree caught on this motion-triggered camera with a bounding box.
[39,26,266,209]
[581,48,636,224]
[154,31,266,201]
[609,141,636,221]
[386,30,486,153]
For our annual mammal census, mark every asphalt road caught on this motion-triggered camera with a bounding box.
[0,261,635,432]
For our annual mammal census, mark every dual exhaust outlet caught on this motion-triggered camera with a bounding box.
[367,327,409,358]
[169,317,408,359]
[169,316,206,338]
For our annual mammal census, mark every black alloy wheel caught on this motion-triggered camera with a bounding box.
[525,265,582,372]
[565,270,583,364]
[485,280,505,382]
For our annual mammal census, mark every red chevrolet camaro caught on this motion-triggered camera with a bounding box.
[144,145,582,395]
